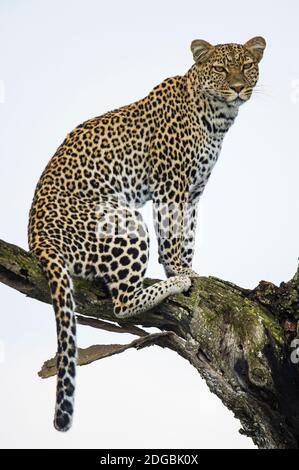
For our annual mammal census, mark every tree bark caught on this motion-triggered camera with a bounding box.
[0,238,298,449]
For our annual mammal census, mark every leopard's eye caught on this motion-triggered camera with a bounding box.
[213,65,226,73]
[243,62,253,70]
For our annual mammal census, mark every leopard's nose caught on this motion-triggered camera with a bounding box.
[230,83,245,93]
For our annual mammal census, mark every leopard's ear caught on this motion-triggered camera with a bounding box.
[244,37,266,62]
[191,39,213,64]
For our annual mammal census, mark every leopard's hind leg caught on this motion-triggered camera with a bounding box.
[111,274,191,319]
[97,204,191,319]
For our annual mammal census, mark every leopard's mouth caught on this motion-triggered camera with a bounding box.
[225,92,251,106]
[229,93,247,103]
[202,88,251,106]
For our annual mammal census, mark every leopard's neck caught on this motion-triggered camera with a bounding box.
[184,66,239,135]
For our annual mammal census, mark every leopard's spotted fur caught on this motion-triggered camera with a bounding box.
[28,37,266,431]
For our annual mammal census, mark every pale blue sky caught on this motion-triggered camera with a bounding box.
[0,0,298,449]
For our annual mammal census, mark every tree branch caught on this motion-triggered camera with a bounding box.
[1,238,299,449]
[76,315,149,337]
[38,331,176,378]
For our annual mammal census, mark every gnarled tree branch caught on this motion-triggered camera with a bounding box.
[0,238,299,449]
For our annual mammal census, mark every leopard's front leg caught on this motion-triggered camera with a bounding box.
[152,184,199,278]
[181,199,199,272]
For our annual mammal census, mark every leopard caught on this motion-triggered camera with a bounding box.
[28,36,266,432]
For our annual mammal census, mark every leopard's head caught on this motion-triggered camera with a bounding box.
[190,37,266,106]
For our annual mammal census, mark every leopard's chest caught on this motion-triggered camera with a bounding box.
[185,99,238,200]
[187,130,224,200]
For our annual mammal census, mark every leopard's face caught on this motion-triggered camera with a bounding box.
[191,37,266,106]
[199,44,260,105]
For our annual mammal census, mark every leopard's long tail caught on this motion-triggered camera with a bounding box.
[37,247,77,432]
